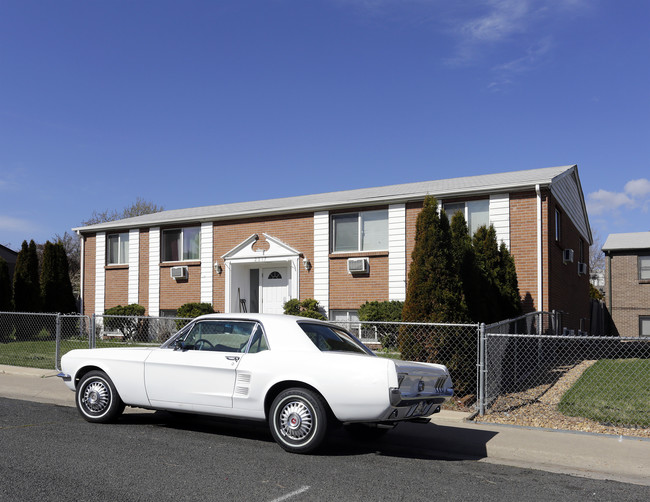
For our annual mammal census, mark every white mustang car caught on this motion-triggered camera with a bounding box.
[58,314,453,453]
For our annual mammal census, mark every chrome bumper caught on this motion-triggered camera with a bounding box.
[56,372,71,382]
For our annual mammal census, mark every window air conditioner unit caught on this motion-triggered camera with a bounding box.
[170,266,188,280]
[577,262,588,275]
[347,257,369,274]
[563,249,574,263]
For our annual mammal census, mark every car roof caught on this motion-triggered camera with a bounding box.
[190,313,328,351]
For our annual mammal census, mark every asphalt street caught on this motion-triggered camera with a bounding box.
[1,398,648,502]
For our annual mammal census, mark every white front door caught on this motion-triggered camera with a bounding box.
[261,267,288,314]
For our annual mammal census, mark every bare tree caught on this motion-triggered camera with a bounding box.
[82,197,164,226]
[589,228,605,276]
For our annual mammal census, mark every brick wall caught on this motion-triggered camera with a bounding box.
[546,193,590,333]
[329,252,389,310]
[159,261,202,310]
[509,190,544,312]
[213,213,315,311]
[608,252,650,337]
[104,266,128,309]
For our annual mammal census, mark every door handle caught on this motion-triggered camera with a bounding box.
[226,356,240,361]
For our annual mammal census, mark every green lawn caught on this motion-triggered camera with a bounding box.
[0,339,154,370]
[558,359,650,427]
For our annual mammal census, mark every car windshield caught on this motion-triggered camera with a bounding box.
[162,320,267,353]
[298,322,372,355]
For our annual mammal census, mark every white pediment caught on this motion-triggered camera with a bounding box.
[222,233,302,262]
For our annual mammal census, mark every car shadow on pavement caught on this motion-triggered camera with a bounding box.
[115,409,497,461]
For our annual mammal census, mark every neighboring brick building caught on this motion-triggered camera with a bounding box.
[602,232,650,337]
[74,165,592,330]
[0,244,18,282]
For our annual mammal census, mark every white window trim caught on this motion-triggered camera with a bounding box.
[106,232,129,265]
[331,209,388,253]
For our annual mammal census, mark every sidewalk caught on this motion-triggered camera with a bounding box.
[2,364,649,486]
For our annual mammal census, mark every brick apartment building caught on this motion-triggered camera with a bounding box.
[74,165,592,330]
[602,232,650,337]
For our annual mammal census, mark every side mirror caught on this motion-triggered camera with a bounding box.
[174,340,189,352]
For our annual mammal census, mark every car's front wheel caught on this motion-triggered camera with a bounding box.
[269,388,328,454]
[75,370,125,423]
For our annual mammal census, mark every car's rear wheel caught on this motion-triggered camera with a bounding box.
[269,388,328,454]
[75,370,124,423]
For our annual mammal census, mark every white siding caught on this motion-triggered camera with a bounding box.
[388,204,406,301]
[551,171,590,242]
[313,211,329,315]
[128,229,139,305]
[200,222,213,304]
[489,193,510,249]
[94,232,106,316]
[148,227,160,317]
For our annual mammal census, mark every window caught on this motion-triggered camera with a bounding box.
[107,232,129,265]
[555,208,562,243]
[442,200,489,235]
[162,227,200,262]
[298,322,371,355]
[639,256,650,280]
[332,209,388,252]
[640,316,650,337]
[177,320,264,352]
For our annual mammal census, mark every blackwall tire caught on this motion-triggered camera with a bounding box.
[269,388,328,454]
[75,370,125,423]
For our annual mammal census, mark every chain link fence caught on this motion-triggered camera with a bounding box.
[334,320,480,399]
[481,311,650,434]
[0,312,192,371]
[3,309,649,433]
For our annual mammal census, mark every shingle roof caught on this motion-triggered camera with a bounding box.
[602,232,650,251]
[74,165,576,233]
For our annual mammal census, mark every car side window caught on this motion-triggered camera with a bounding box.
[245,324,269,354]
[299,323,370,355]
[183,321,257,352]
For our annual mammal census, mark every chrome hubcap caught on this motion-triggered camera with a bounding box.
[82,380,110,414]
[279,400,313,440]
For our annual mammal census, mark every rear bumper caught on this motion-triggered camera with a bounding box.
[385,387,454,421]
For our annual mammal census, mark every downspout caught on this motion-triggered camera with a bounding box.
[535,184,543,313]
[607,252,612,313]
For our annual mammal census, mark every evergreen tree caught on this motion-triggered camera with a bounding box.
[450,211,482,322]
[0,257,12,311]
[472,226,502,324]
[497,242,522,319]
[403,196,468,325]
[13,240,41,312]
[402,196,468,365]
[41,241,77,313]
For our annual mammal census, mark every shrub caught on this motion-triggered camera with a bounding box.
[175,302,216,329]
[283,298,326,320]
[104,304,147,342]
[358,300,403,348]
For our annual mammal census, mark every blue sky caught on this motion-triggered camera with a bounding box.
[1,0,649,250]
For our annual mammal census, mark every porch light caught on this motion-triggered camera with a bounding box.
[215,262,223,275]
[303,257,311,271]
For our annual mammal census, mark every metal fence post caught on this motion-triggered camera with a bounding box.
[91,314,96,349]
[55,313,61,371]
[478,322,486,417]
